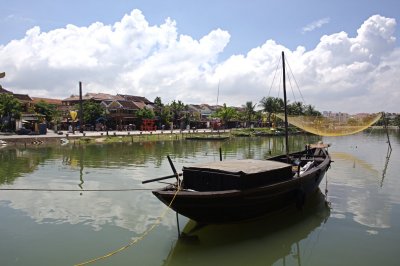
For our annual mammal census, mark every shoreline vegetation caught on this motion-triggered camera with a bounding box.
[0,126,396,147]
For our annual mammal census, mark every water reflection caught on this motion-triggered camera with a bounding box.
[0,187,176,233]
[0,137,318,232]
[380,145,392,187]
[330,152,380,175]
[0,148,54,185]
[0,133,397,234]
[0,136,321,186]
[0,131,399,266]
[326,131,398,231]
[164,191,330,266]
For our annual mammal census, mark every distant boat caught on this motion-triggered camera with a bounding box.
[145,52,332,224]
[60,138,69,145]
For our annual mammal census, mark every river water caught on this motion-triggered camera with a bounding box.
[0,130,399,266]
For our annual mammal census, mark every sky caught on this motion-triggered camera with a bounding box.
[0,0,399,113]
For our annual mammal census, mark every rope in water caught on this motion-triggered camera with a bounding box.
[74,183,181,266]
[0,188,152,192]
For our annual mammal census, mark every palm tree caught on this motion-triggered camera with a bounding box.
[153,96,164,128]
[169,100,188,129]
[287,101,304,115]
[213,103,237,128]
[259,97,284,126]
[304,104,321,116]
[243,101,257,127]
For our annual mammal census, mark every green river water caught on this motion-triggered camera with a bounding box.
[0,130,399,266]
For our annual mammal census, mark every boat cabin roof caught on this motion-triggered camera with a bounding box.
[184,159,291,175]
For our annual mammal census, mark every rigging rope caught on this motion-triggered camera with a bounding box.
[287,70,297,103]
[267,57,281,98]
[285,57,305,104]
[74,183,182,266]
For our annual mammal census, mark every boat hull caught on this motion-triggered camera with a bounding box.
[153,154,330,224]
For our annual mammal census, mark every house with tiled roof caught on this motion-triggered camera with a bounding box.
[0,86,45,131]
[100,100,142,127]
[61,92,156,130]
[0,87,34,113]
[62,93,123,106]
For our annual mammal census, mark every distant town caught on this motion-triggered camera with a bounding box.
[1,82,399,135]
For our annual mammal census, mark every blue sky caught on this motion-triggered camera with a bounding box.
[2,0,399,56]
[0,0,399,112]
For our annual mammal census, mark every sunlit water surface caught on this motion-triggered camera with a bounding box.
[0,130,399,266]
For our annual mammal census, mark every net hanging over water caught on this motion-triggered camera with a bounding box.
[275,113,382,137]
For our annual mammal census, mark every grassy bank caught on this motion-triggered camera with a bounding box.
[0,130,232,147]
[231,127,303,137]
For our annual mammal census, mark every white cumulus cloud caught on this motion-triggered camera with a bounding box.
[0,11,398,113]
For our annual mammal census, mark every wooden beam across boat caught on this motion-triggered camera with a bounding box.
[142,173,182,184]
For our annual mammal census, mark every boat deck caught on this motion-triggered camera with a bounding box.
[182,159,294,192]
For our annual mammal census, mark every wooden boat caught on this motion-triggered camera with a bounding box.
[147,52,332,224]
[152,143,330,224]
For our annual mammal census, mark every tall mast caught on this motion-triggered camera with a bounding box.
[282,51,290,161]
[216,79,220,106]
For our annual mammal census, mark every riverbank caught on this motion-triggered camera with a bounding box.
[0,129,230,146]
[2,126,395,147]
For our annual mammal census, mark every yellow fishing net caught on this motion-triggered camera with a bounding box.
[275,113,382,136]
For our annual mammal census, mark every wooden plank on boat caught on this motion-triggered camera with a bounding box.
[182,159,293,191]
[184,159,291,174]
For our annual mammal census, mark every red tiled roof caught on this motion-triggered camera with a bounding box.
[32,97,63,105]
[118,94,153,104]
[133,101,146,109]
[13,94,32,101]
[118,100,140,109]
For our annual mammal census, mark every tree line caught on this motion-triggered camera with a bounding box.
[1,93,399,132]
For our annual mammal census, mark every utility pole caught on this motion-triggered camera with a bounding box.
[79,81,84,133]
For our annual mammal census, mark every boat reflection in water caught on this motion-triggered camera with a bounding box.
[163,190,330,266]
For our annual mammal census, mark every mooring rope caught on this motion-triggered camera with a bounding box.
[0,188,152,192]
[74,183,181,266]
